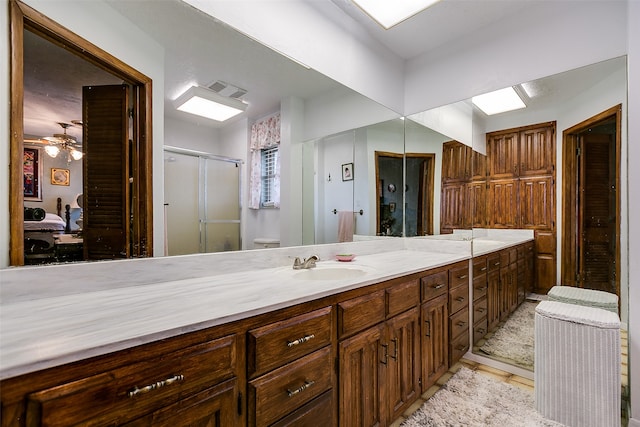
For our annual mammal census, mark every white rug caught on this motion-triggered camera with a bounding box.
[401,367,564,426]
[478,301,537,370]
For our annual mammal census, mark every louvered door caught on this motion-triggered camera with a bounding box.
[579,133,616,293]
[83,84,130,260]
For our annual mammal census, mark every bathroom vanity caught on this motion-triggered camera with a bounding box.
[0,235,532,426]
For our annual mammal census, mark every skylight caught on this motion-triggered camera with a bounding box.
[472,87,526,116]
[352,0,441,29]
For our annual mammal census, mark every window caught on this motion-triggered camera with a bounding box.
[261,146,278,207]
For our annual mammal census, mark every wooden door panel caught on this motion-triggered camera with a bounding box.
[387,308,420,422]
[488,180,518,228]
[420,295,448,391]
[468,181,487,228]
[519,177,554,229]
[441,141,471,182]
[535,230,556,294]
[519,125,555,176]
[339,323,385,427]
[440,183,467,232]
[487,132,518,179]
[83,84,130,260]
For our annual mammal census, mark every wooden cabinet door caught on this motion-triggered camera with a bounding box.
[441,141,471,182]
[535,230,557,294]
[471,150,487,181]
[386,307,421,422]
[488,179,518,228]
[518,125,555,176]
[440,183,467,233]
[125,378,240,427]
[486,269,501,331]
[519,176,554,229]
[487,131,519,179]
[468,181,487,228]
[420,294,448,391]
[339,323,386,427]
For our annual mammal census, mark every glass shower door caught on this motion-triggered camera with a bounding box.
[202,158,241,252]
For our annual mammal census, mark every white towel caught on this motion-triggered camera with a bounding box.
[337,211,354,242]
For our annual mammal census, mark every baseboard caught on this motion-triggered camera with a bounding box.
[629,416,640,427]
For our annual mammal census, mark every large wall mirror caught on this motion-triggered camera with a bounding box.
[466,56,628,372]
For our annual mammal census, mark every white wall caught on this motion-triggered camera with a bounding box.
[182,0,405,114]
[164,116,220,153]
[626,1,639,424]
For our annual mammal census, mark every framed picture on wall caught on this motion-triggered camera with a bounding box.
[342,163,353,181]
[23,146,42,201]
[51,168,70,186]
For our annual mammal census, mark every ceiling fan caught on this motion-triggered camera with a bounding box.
[27,121,84,162]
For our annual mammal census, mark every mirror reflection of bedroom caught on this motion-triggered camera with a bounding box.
[22,29,126,265]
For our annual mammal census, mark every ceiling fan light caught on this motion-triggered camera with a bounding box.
[70,149,83,161]
[44,145,60,158]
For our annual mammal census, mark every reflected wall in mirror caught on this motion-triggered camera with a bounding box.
[468,55,628,371]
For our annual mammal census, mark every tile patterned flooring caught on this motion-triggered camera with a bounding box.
[391,328,629,427]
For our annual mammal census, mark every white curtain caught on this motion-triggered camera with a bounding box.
[249,113,281,209]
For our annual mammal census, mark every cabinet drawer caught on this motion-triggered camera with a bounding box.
[448,262,469,290]
[473,296,488,324]
[472,275,487,301]
[421,270,448,302]
[248,306,332,377]
[249,347,332,427]
[387,278,419,317]
[449,306,469,340]
[501,248,517,266]
[448,281,469,314]
[338,290,385,338]
[449,327,470,365]
[270,390,333,427]
[472,256,488,276]
[487,253,502,271]
[27,334,238,427]
[473,318,488,345]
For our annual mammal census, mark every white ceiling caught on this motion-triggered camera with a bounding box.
[22,0,625,143]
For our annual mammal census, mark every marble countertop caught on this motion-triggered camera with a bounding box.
[0,232,532,380]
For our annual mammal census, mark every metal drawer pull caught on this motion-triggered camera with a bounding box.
[477,307,486,313]
[128,374,184,398]
[287,334,315,348]
[456,296,465,302]
[425,320,431,337]
[480,267,487,271]
[287,380,315,397]
[433,283,445,289]
[381,344,389,365]
[457,274,468,279]
[457,321,467,327]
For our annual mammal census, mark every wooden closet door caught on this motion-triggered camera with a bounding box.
[83,84,130,260]
[488,180,518,228]
[487,131,518,179]
[519,176,554,229]
[518,125,555,177]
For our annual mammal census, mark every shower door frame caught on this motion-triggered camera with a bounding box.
[164,146,243,254]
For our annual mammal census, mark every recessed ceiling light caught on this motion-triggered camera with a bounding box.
[352,0,441,29]
[472,87,526,116]
[174,86,248,122]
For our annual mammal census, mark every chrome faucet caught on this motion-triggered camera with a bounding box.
[293,255,319,269]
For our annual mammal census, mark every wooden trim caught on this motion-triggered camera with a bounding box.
[9,0,153,265]
[485,121,556,137]
[9,1,25,265]
[560,105,621,298]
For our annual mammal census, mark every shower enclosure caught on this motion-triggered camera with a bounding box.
[164,147,242,256]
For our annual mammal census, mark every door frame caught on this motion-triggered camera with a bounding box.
[561,104,621,297]
[406,152,435,236]
[9,0,153,265]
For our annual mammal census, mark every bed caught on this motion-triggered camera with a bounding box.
[24,201,68,264]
